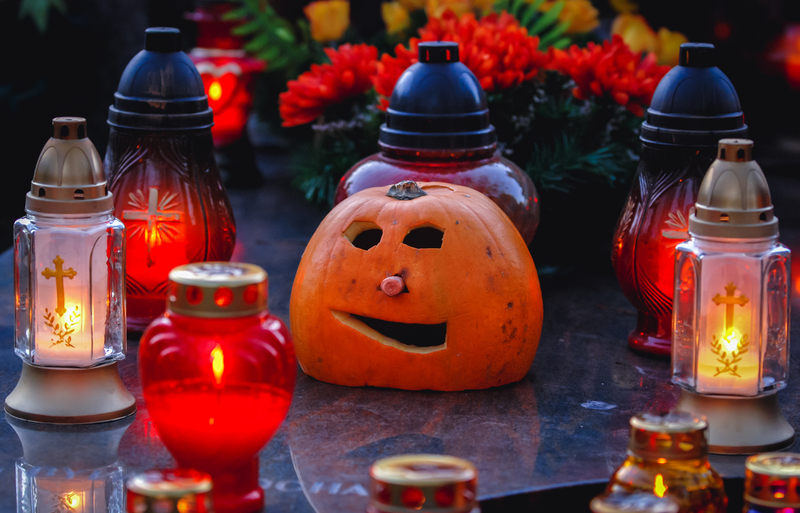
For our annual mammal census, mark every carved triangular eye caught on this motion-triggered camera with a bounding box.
[344,221,382,250]
[403,226,444,249]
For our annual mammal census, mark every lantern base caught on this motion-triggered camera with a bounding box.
[628,311,671,357]
[676,388,795,454]
[4,362,136,424]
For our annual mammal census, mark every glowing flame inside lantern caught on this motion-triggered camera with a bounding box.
[722,329,741,353]
[209,81,222,101]
[66,492,81,509]
[211,345,224,385]
[654,474,667,498]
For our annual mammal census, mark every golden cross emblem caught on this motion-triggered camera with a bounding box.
[123,187,181,267]
[42,255,77,316]
[712,282,749,335]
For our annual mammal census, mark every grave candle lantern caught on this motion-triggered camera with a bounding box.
[335,41,540,245]
[5,117,134,424]
[139,262,295,513]
[744,453,800,513]
[105,27,236,332]
[612,43,748,356]
[673,139,794,453]
[186,1,265,148]
[9,414,133,513]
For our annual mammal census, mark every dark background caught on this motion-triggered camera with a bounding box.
[1,0,798,251]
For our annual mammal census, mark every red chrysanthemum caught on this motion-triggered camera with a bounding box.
[279,44,378,127]
[547,35,671,116]
[373,10,549,110]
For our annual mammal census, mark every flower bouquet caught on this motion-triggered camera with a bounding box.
[228,0,684,270]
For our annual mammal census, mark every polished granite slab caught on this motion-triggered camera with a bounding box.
[1,175,799,513]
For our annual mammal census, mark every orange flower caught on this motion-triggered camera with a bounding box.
[373,11,549,109]
[425,0,473,19]
[382,1,411,35]
[547,35,671,116]
[539,0,599,35]
[279,44,378,127]
[657,27,688,66]
[304,0,350,43]
[611,13,658,54]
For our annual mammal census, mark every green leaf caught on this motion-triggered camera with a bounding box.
[510,0,526,17]
[231,19,261,36]
[18,0,67,33]
[274,26,295,43]
[552,37,571,49]
[529,0,563,35]
[538,20,570,47]
[221,7,250,20]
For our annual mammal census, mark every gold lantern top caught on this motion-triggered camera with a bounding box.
[628,412,709,461]
[168,262,268,318]
[27,117,113,215]
[745,453,800,508]
[369,454,478,513]
[689,138,777,239]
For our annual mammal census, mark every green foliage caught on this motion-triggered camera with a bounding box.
[493,0,571,49]
[18,0,66,33]
[526,136,631,192]
[294,109,382,207]
[223,0,316,77]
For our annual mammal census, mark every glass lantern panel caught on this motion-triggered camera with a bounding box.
[762,244,790,391]
[695,248,763,396]
[13,218,34,362]
[16,460,125,513]
[14,213,126,368]
[672,244,699,389]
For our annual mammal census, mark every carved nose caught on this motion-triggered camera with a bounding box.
[381,276,405,297]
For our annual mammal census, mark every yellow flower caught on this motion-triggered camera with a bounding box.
[382,1,411,35]
[473,0,497,12]
[609,0,638,14]
[304,0,350,43]
[611,13,658,54]
[539,0,599,35]
[657,27,688,66]
[399,0,426,10]
[425,0,473,19]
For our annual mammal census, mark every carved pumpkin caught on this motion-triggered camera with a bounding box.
[290,181,543,391]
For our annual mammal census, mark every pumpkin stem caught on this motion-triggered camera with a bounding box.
[386,181,428,201]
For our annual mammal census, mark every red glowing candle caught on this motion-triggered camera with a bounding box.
[186,2,265,148]
[139,263,295,513]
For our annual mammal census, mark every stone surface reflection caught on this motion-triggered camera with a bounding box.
[8,413,133,513]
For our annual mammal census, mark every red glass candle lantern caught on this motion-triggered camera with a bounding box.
[105,28,236,331]
[127,469,214,513]
[139,262,295,513]
[611,43,747,356]
[335,42,539,245]
[186,2,265,148]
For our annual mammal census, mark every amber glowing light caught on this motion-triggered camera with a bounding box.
[208,80,223,101]
[140,263,295,513]
[654,474,667,498]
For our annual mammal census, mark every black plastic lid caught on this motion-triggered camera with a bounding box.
[379,41,496,150]
[641,43,747,147]
[108,28,213,131]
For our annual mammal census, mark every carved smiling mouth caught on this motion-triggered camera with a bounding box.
[331,310,447,354]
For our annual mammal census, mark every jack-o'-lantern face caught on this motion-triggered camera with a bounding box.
[290,181,543,391]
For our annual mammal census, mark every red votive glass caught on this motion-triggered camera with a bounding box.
[139,262,296,513]
[335,41,539,245]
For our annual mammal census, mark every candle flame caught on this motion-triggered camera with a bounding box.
[654,474,667,498]
[211,345,224,385]
[66,492,81,508]
[209,81,222,101]
[723,329,741,352]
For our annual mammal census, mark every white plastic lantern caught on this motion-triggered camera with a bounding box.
[4,117,134,424]
[673,138,793,453]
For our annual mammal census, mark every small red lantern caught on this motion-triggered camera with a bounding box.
[187,2,265,148]
[139,262,295,513]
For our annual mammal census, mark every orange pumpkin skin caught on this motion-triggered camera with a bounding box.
[290,181,543,391]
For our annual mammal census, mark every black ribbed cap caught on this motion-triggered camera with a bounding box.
[108,27,213,131]
[379,41,496,150]
[641,43,747,147]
